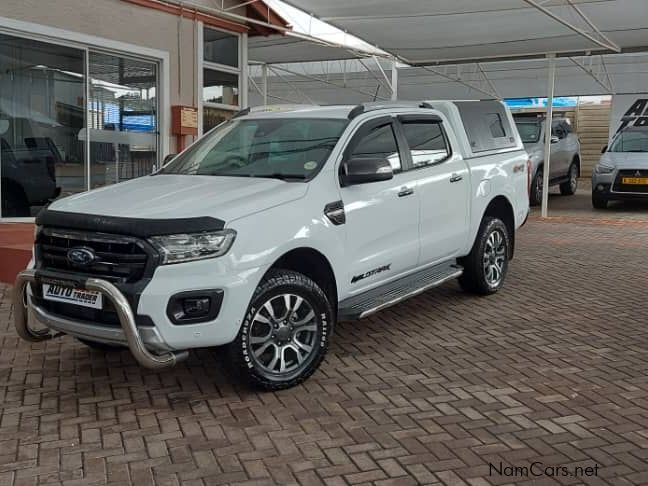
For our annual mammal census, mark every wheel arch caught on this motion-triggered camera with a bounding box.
[265,247,338,313]
[482,195,516,259]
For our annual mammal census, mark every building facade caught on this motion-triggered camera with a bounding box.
[0,0,285,219]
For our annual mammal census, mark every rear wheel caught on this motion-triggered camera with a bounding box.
[560,162,579,195]
[592,193,608,209]
[529,168,543,206]
[459,217,511,295]
[227,270,332,390]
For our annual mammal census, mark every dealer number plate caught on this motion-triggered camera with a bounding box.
[42,284,102,309]
[622,177,648,185]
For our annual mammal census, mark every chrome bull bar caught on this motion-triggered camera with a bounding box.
[14,269,188,369]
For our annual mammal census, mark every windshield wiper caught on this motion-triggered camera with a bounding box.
[254,173,308,180]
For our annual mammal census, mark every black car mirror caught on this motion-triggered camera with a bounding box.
[340,158,393,186]
[601,144,608,154]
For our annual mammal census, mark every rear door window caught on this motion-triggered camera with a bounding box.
[400,121,450,167]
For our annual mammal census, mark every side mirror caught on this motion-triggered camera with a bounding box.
[550,135,560,144]
[340,158,393,186]
[163,153,177,164]
[601,144,608,154]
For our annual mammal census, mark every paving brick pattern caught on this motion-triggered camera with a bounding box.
[2,205,648,484]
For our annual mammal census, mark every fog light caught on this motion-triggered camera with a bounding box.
[597,184,605,192]
[183,297,210,317]
[166,289,223,324]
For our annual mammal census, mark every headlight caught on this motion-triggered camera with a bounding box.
[149,230,236,264]
[595,164,614,174]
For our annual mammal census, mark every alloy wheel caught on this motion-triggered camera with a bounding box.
[248,293,318,375]
[569,165,578,192]
[483,229,507,287]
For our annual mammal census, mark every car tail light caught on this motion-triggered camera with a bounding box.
[526,159,532,197]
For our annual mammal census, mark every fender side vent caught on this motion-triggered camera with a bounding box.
[324,201,345,225]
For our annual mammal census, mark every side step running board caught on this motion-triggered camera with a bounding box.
[338,262,463,320]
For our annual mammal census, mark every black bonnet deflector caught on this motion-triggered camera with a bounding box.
[36,209,226,237]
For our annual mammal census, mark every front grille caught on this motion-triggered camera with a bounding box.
[613,170,648,194]
[36,229,151,283]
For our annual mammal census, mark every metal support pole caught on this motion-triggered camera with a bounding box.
[261,64,268,106]
[391,61,398,101]
[541,54,556,219]
[240,33,249,109]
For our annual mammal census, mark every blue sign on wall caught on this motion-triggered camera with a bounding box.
[505,97,578,108]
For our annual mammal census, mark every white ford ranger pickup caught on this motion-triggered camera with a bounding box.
[15,101,530,390]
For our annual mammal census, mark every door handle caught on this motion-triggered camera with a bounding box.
[449,173,463,183]
[398,186,414,197]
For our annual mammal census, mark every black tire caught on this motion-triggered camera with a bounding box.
[560,162,579,195]
[77,338,124,351]
[592,193,608,209]
[227,269,332,391]
[459,217,511,296]
[529,168,543,206]
[1,182,30,217]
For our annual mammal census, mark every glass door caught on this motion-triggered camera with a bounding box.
[0,33,86,217]
[87,52,158,189]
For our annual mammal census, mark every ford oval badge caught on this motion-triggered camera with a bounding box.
[67,247,96,266]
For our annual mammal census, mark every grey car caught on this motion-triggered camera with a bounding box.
[514,115,581,206]
[592,126,648,209]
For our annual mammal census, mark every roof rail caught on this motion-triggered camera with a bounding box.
[347,101,435,120]
[234,104,320,118]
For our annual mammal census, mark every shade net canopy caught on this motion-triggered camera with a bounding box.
[283,0,648,65]
[249,34,383,64]
[248,53,648,106]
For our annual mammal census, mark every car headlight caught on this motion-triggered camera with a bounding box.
[595,164,614,174]
[149,230,236,264]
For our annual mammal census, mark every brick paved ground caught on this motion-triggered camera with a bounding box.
[1,196,648,485]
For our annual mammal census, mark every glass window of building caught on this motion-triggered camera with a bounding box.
[0,34,86,217]
[202,27,241,133]
[204,28,239,68]
[88,53,157,189]
[0,32,160,218]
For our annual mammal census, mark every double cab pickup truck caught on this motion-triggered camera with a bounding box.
[15,101,530,390]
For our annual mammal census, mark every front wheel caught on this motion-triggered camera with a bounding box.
[459,217,511,295]
[560,162,579,195]
[227,270,332,390]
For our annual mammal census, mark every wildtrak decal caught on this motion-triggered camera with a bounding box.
[351,264,391,284]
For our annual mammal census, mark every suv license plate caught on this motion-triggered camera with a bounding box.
[622,177,648,185]
[42,284,103,309]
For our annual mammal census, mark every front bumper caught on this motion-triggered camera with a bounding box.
[14,269,188,369]
[592,170,648,200]
[16,258,269,362]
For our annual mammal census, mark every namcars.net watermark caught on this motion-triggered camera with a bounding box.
[490,461,600,479]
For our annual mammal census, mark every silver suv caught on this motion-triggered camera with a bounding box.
[514,115,581,206]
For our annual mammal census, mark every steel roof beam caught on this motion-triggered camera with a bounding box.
[419,65,500,99]
[522,0,621,53]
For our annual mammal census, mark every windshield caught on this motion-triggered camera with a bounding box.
[609,131,648,153]
[160,117,348,180]
[515,120,541,144]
